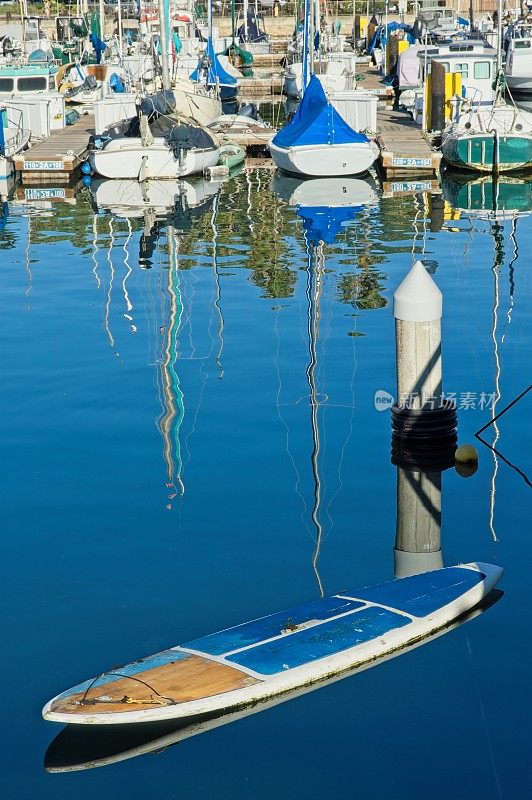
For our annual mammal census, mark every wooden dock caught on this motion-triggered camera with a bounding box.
[14,114,94,185]
[377,107,441,178]
[239,74,284,96]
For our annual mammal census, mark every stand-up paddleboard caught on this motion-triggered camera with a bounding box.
[44,588,504,773]
[43,563,502,726]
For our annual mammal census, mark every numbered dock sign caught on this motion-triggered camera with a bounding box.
[24,188,66,201]
[391,157,432,168]
[24,160,64,171]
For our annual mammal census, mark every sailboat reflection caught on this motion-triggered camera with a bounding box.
[442,172,532,220]
[90,178,222,269]
[442,175,530,531]
[43,587,502,774]
[273,175,378,594]
[90,177,223,502]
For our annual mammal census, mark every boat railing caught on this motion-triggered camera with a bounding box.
[1,104,30,155]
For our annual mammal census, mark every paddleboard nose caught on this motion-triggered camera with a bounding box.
[462,562,504,591]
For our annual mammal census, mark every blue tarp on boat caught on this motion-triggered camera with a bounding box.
[272,75,369,149]
[190,37,237,87]
[298,205,364,245]
[368,22,416,54]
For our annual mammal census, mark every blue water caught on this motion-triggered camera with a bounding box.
[1,170,530,798]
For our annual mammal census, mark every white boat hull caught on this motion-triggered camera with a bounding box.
[506,75,532,93]
[269,140,379,177]
[172,80,222,126]
[89,137,220,180]
[0,157,13,179]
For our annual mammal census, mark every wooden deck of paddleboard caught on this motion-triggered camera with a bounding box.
[49,654,259,716]
[14,114,94,185]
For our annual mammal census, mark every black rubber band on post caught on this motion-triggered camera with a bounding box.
[391,401,458,470]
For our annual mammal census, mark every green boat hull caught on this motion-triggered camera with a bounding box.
[442,132,532,174]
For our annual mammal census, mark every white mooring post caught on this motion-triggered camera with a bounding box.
[391,260,457,467]
[394,260,442,409]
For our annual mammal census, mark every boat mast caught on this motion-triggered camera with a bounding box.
[117,0,124,58]
[158,0,171,90]
[99,0,105,43]
[302,0,311,89]
[496,0,504,78]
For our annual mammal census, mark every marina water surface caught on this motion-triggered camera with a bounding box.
[1,170,530,798]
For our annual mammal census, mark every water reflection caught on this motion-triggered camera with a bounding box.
[272,176,378,593]
[442,173,532,532]
[90,178,222,269]
[89,177,223,504]
[442,173,532,220]
[394,466,443,578]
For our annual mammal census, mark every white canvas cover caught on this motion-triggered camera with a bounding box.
[398,46,421,89]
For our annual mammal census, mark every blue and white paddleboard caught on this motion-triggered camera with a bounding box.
[43,563,502,726]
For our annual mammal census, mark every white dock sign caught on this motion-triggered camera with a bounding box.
[24,160,64,171]
[24,188,66,200]
[391,157,432,168]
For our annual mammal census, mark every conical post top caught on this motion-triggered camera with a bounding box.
[394,261,442,323]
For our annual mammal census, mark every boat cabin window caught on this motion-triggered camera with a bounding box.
[515,41,531,49]
[438,62,468,78]
[474,61,491,79]
[454,63,469,78]
[49,76,55,90]
[18,76,48,92]
[0,77,15,92]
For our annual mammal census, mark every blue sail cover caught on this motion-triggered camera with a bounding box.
[368,22,416,54]
[297,205,363,245]
[190,37,237,88]
[272,75,369,149]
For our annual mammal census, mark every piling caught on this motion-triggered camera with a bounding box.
[391,260,457,468]
[429,61,446,133]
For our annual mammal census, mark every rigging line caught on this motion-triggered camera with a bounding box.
[104,217,116,350]
[211,191,225,379]
[304,233,325,598]
[274,299,312,538]
[122,216,136,332]
[465,635,504,800]
[324,284,358,532]
[91,213,101,289]
[475,384,532,438]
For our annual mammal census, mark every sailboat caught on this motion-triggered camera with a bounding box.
[270,75,379,177]
[505,20,532,95]
[89,91,220,180]
[441,1,532,174]
[270,0,378,177]
[190,37,240,102]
